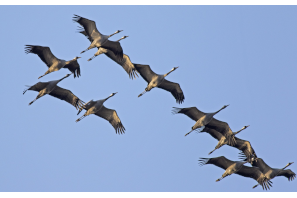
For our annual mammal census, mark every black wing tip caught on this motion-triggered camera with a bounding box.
[24,45,34,54]
[198,157,210,166]
[171,107,182,115]
[73,14,82,21]
[115,123,125,134]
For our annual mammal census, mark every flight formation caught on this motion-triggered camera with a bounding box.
[23,14,295,190]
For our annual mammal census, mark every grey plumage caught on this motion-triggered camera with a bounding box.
[25,45,81,79]
[73,14,124,60]
[23,74,84,109]
[134,64,185,104]
[76,93,125,134]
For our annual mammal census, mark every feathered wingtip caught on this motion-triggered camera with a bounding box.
[175,94,185,104]
[72,14,82,23]
[24,45,34,54]
[128,68,139,80]
[23,85,31,95]
[171,107,182,115]
[226,134,236,146]
[198,158,210,167]
[115,122,125,135]
[253,177,273,190]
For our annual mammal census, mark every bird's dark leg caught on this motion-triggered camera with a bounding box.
[138,89,147,97]
[87,55,96,61]
[75,115,86,122]
[216,176,224,182]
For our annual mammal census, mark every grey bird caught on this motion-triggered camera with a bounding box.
[76,93,125,134]
[184,105,229,136]
[25,45,81,79]
[23,73,84,109]
[199,156,248,182]
[252,158,295,189]
[79,30,138,79]
[134,64,184,104]
[73,15,124,60]
[172,106,238,146]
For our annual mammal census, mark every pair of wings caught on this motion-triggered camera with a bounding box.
[134,64,185,104]
[173,106,257,162]
[25,45,81,78]
[79,30,138,79]
[73,15,124,60]
[26,82,124,134]
[199,156,272,190]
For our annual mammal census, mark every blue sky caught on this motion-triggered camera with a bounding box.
[0,5,296,192]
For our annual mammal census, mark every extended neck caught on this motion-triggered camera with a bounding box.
[117,36,128,42]
[109,30,122,38]
[104,93,117,101]
[164,67,178,77]
[214,105,229,114]
[233,125,249,135]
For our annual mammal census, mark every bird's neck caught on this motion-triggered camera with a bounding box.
[164,69,175,77]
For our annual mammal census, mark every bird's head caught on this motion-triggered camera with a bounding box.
[74,56,81,60]
[116,30,123,34]
[65,73,72,78]
[110,92,118,97]
[222,104,229,109]
[122,36,129,39]
[172,67,179,71]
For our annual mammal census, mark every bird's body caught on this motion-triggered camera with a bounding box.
[172,106,238,146]
[25,45,81,79]
[251,158,295,188]
[135,64,184,104]
[73,15,123,60]
[199,156,248,182]
[76,93,125,134]
[197,126,257,163]
[207,125,249,155]
[185,105,229,136]
[79,30,138,79]
[23,74,84,109]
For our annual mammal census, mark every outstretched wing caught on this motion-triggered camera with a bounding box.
[172,107,205,121]
[49,86,84,110]
[23,82,49,95]
[236,166,272,190]
[95,105,125,134]
[63,60,81,78]
[236,138,258,164]
[199,156,234,170]
[158,79,185,104]
[79,30,94,43]
[25,45,59,67]
[201,127,224,141]
[104,51,139,79]
[101,40,123,60]
[134,64,157,83]
[73,15,102,41]
[251,158,271,173]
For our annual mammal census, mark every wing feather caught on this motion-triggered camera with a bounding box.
[73,15,102,41]
[172,107,205,121]
[133,64,157,83]
[49,86,84,110]
[158,79,185,104]
[25,45,59,67]
[95,105,125,134]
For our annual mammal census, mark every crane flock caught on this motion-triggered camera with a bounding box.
[23,14,295,191]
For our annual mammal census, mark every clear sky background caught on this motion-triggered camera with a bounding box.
[0,5,296,192]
